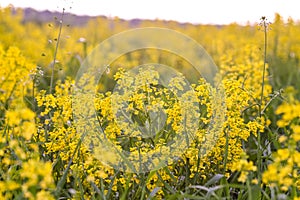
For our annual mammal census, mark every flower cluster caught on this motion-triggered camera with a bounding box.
[0,45,54,199]
[2,6,300,199]
[263,92,300,196]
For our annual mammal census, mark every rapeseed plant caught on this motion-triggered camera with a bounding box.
[1,6,300,199]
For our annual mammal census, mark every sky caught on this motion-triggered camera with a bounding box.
[0,0,299,25]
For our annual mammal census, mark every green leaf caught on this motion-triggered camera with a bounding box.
[204,174,224,187]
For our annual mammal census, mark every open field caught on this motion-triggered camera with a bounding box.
[1,7,300,199]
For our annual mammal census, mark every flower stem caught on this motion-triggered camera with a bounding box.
[257,16,268,188]
[259,19,268,117]
[49,8,65,94]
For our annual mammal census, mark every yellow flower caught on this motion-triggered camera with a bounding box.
[251,179,258,184]
[5,181,20,191]
[292,125,300,141]
[278,135,287,143]
[36,191,55,200]
[276,148,290,161]
[238,171,248,183]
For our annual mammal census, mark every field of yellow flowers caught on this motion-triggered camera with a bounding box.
[1,6,300,199]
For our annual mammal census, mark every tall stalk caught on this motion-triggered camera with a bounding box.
[257,16,269,188]
[49,8,65,94]
[259,16,268,117]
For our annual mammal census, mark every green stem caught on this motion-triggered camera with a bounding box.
[246,178,252,200]
[49,8,65,94]
[257,18,268,188]
[259,20,268,117]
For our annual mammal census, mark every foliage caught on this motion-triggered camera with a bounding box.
[1,5,300,199]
